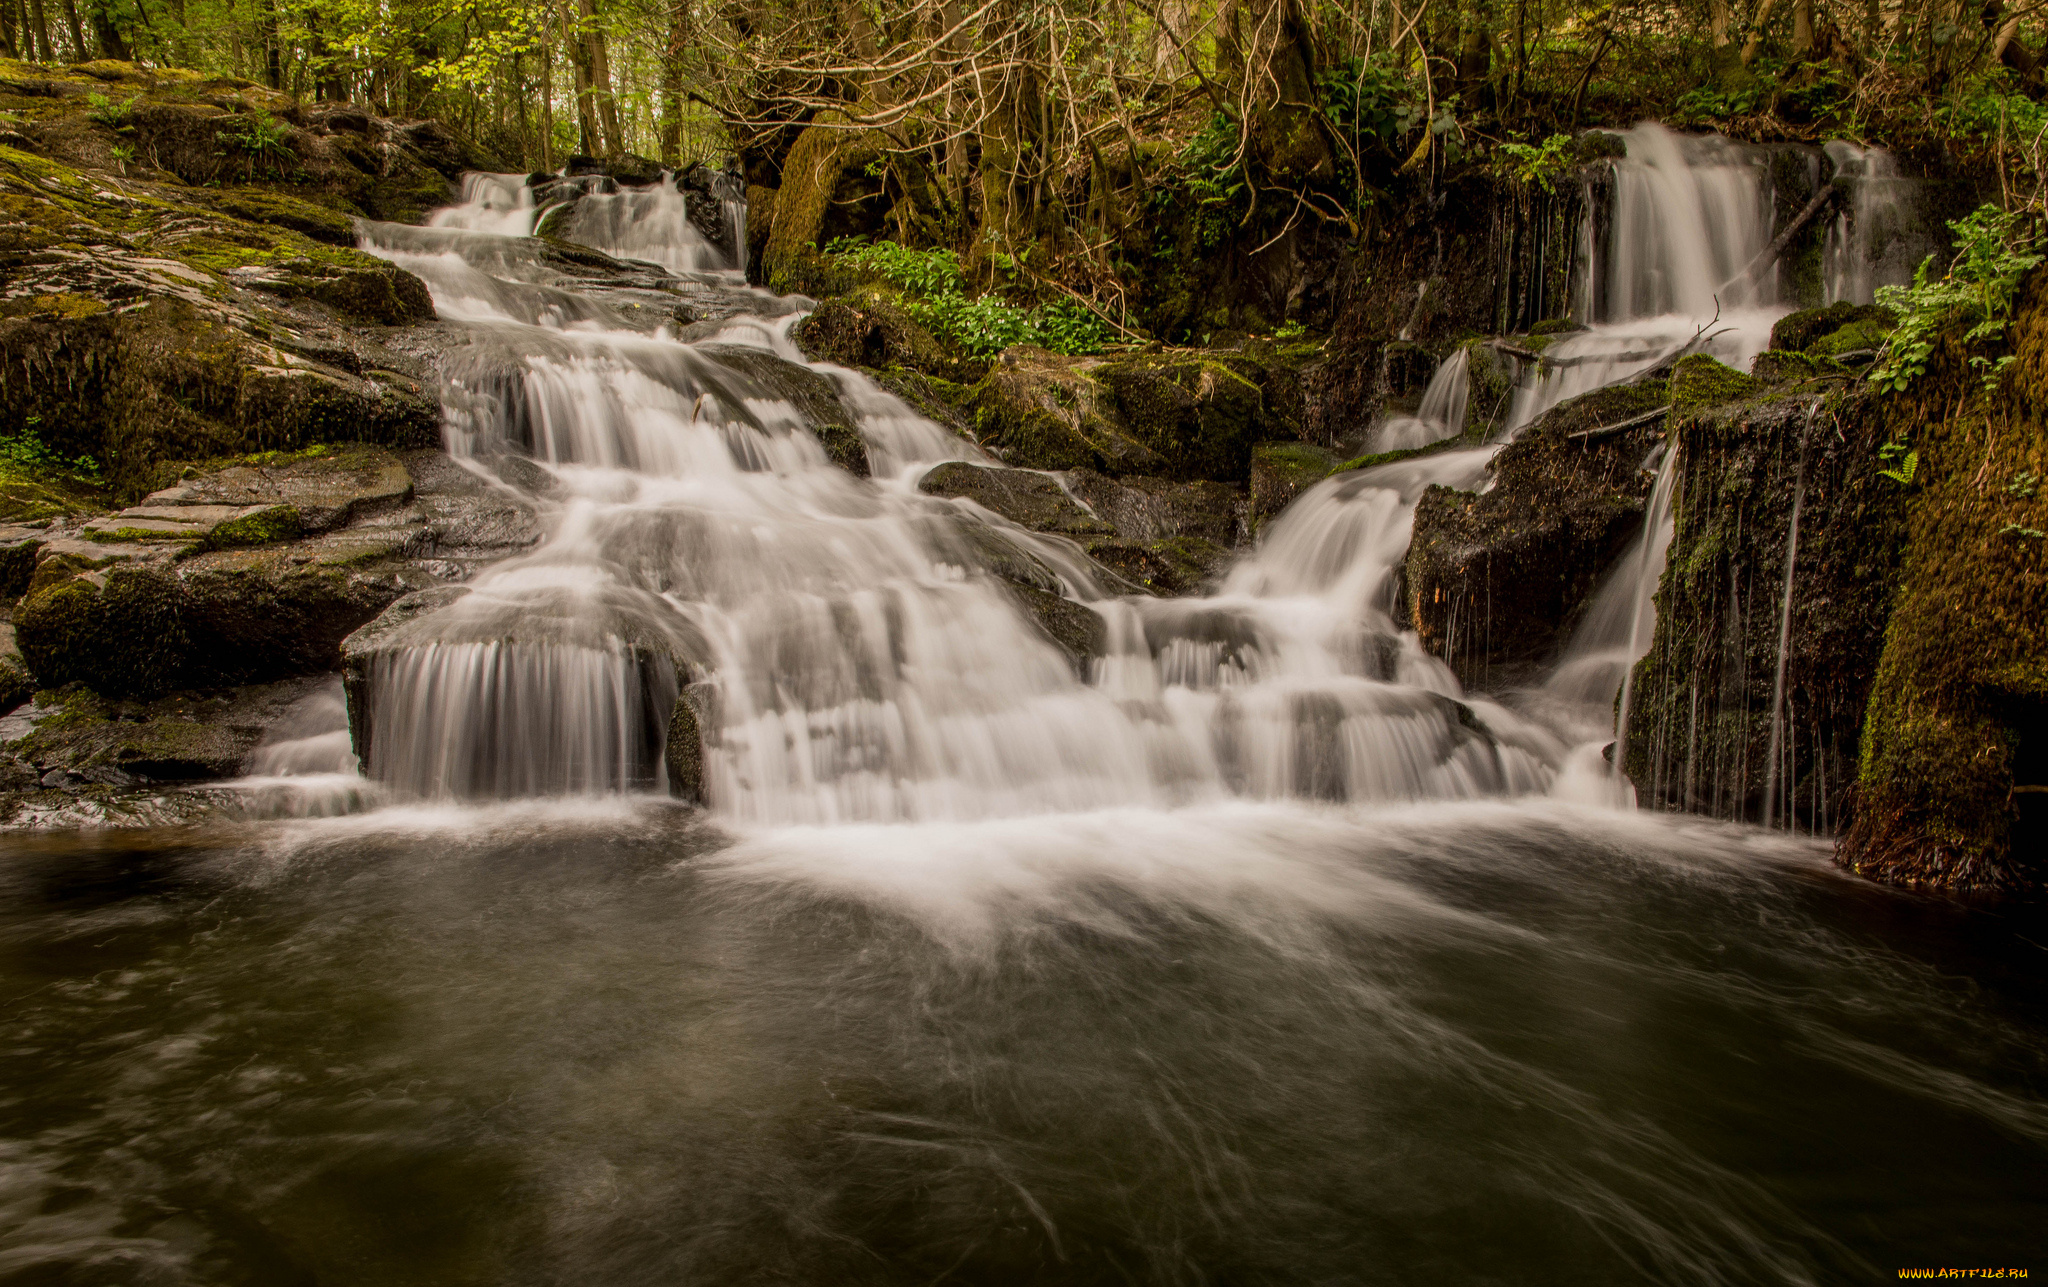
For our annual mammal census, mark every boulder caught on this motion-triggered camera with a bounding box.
[917,462,1112,537]
[1407,379,1671,689]
[0,676,331,787]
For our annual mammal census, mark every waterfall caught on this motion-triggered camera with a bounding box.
[1821,142,1925,306]
[1375,348,1471,451]
[430,172,541,237]
[1761,447,1808,829]
[1504,124,1783,436]
[355,183,1565,816]
[559,173,726,276]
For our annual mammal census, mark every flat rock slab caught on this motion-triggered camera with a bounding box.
[81,503,290,543]
[143,445,414,533]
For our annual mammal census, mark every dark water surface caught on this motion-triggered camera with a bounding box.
[1,800,2043,1284]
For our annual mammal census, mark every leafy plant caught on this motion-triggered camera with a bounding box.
[1999,523,2046,538]
[1274,320,1307,340]
[1877,441,1919,485]
[0,428,101,478]
[2008,469,2039,498]
[86,92,138,133]
[1497,134,1575,193]
[823,238,964,297]
[1673,82,1763,122]
[1869,205,2043,394]
[822,239,1107,357]
[216,110,296,178]
[108,142,135,175]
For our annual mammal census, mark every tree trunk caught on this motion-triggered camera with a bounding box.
[657,0,690,165]
[560,0,601,157]
[59,0,83,59]
[577,0,622,156]
[1219,0,1335,185]
[85,0,127,59]
[1791,0,1815,58]
[1741,0,1779,65]
[761,111,881,287]
[259,0,282,89]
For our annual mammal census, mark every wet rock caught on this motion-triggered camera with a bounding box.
[1625,384,1903,831]
[1670,354,1758,410]
[1064,469,1241,546]
[1248,442,1341,529]
[0,525,44,597]
[0,675,331,785]
[664,688,706,804]
[692,342,867,475]
[0,623,32,713]
[1006,584,1108,677]
[137,443,414,532]
[918,462,1112,537]
[1407,380,1671,689]
[1093,353,1267,482]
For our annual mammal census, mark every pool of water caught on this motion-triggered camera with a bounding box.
[1,800,2042,1284]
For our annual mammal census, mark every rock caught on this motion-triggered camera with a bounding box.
[969,349,1167,475]
[1248,442,1341,529]
[0,525,44,597]
[792,290,958,377]
[1064,469,1241,545]
[691,342,867,475]
[1769,302,1895,354]
[1625,385,1904,830]
[137,443,414,532]
[1669,354,1757,410]
[12,445,536,700]
[0,623,31,712]
[664,688,706,803]
[1005,584,1108,677]
[1093,353,1267,482]
[917,462,1112,537]
[1407,379,1671,689]
[0,676,331,785]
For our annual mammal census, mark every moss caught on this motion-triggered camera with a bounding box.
[1249,441,1339,526]
[202,504,302,549]
[1670,354,1757,410]
[207,186,363,245]
[1837,275,2048,891]
[1528,318,1585,337]
[1751,349,1826,385]
[1770,302,1896,353]
[0,459,106,522]
[1810,318,1892,359]
[15,567,191,697]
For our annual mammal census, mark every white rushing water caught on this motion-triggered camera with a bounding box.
[355,173,1569,820]
[1822,141,1926,306]
[341,127,1811,821]
[1376,347,1471,451]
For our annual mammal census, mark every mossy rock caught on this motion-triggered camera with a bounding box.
[15,566,191,697]
[1809,318,1892,360]
[1005,583,1108,677]
[1670,354,1757,410]
[1081,535,1233,596]
[1751,349,1827,385]
[1769,302,1895,354]
[1249,442,1339,528]
[792,289,960,379]
[202,503,302,549]
[206,186,363,246]
[1093,355,1267,482]
[968,353,1166,475]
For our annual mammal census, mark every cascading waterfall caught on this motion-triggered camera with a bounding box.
[356,175,1564,819]
[1761,444,1809,830]
[1376,348,1471,451]
[1821,142,1926,306]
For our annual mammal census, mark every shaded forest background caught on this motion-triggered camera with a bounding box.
[6,0,2045,334]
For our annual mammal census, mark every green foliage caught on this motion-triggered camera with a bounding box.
[1673,82,1763,123]
[2007,469,2039,498]
[1318,54,1416,154]
[0,428,101,479]
[824,238,965,296]
[216,110,295,172]
[822,239,1107,357]
[1877,442,1919,486]
[1496,134,1574,192]
[86,92,138,133]
[1869,205,2043,394]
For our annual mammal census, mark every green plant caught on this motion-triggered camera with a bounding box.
[1274,320,1307,340]
[1877,441,1919,485]
[216,110,296,178]
[108,142,135,175]
[1869,205,2043,394]
[822,238,1107,357]
[1674,82,1763,122]
[823,238,964,297]
[1999,523,2046,538]
[2007,469,2039,498]
[1497,133,1574,192]
[0,428,101,479]
[86,92,138,133]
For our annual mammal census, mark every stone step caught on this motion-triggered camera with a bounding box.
[81,503,297,546]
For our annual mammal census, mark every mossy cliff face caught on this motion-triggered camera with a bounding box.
[1837,275,2048,891]
[1406,379,1670,689]
[1623,383,1907,829]
[0,73,458,499]
[0,58,498,222]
